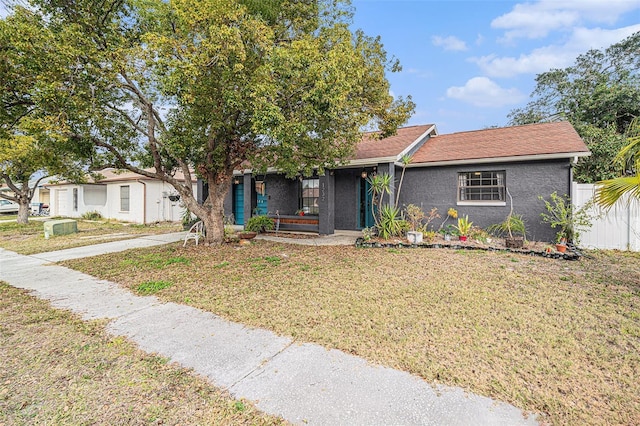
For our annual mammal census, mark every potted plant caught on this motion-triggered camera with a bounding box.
[487,188,526,248]
[296,209,305,216]
[555,232,568,252]
[440,224,456,241]
[454,215,472,241]
[241,215,275,239]
[405,204,425,244]
[487,213,526,248]
[539,192,593,247]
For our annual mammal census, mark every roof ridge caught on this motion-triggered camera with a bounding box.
[436,121,569,137]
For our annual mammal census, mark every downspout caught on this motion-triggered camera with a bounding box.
[137,180,147,225]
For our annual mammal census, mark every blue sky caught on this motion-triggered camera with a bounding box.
[351,0,640,134]
[2,0,638,135]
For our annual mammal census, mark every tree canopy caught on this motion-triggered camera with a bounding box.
[508,32,640,183]
[16,0,413,243]
[0,7,87,223]
[595,117,640,208]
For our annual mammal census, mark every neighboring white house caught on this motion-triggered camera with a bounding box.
[46,168,197,224]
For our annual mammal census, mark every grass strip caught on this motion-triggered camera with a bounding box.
[0,282,288,425]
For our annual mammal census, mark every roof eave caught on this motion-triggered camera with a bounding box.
[407,151,591,168]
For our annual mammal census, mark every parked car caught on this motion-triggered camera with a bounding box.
[0,199,19,214]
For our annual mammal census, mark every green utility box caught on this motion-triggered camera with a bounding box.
[44,219,78,238]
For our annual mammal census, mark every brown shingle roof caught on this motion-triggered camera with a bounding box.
[352,124,435,160]
[411,121,589,165]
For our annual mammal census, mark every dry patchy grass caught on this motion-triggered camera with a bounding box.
[63,241,640,425]
[0,282,287,425]
[0,218,181,255]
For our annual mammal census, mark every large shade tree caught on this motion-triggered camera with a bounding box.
[508,32,640,183]
[31,0,413,244]
[0,7,87,223]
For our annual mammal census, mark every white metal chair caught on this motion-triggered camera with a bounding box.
[183,221,205,247]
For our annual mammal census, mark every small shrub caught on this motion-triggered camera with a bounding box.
[539,192,593,244]
[378,205,405,239]
[487,214,526,239]
[81,211,102,220]
[361,227,376,241]
[245,215,274,233]
[454,215,473,236]
[423,230,438,242]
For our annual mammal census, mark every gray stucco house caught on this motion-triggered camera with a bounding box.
[218,121,590,242]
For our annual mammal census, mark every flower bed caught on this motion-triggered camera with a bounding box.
[355,237,582,260]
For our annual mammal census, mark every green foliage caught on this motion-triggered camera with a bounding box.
[454,215,473,236]
[14,0,413,244]
[423,230,438,242]
[595,117,640,208]
[539,192,593,244]
[377,205,405,239]
[81,211,103,220]
[136,280,173,295]
[361,227,375,241]
[245,215,274,233]
[509,32,640,183]
[0,7,89,222]
[367,173,392,227]
[487,214,526,239]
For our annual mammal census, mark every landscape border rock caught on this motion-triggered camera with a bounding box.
[354,238,582,261]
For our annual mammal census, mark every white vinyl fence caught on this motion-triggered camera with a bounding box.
[572,183,640,251]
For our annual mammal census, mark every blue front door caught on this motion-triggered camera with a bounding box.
[256,182,268,215]
[233,183,244,225]
[358,177,375,229]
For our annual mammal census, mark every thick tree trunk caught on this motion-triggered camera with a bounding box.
[201,177,231,245]
[17,200,30,224]
[174,172,231,246]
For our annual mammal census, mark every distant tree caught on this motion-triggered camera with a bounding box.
[31,0,414,244]
[595,117,640,208]
[509,32,640,183]
[0,8,86,223]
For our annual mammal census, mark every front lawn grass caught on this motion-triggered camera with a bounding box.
[0,282,287,425]
[63,242,640,425]
[0,218,182,254]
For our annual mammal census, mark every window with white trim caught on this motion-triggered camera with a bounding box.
[120,185,130,212]
[458,171,505,203]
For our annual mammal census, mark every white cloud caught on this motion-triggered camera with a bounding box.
[492,0,640,41]
[446,77,525,107]
[472,24,640,77]
[431,35,467,51]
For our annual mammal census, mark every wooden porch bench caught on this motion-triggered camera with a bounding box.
[268,214,319,233]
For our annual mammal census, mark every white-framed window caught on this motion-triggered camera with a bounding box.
[120,185,130,212]
[72,188,78,211]
[300,177,319,214]
[457,171,506,205]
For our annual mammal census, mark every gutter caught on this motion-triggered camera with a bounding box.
[137,179,146,225]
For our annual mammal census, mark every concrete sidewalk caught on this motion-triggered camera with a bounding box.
[0,235,539,425]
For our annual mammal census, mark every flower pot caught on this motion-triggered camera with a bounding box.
[555,243,567,253]
[444,234,451,241]
[407,231,423,244]
[505,236,524,248]
[238,231,257,240]
[459,235,467,242]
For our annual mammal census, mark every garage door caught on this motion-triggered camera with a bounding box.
[56,189,68,216]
